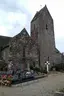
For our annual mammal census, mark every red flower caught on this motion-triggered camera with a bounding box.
[1,75,7,79]
[8,75,12,78]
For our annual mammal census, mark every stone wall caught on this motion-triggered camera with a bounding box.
[8,35,29,70]
[1,46,9,63]
[8,30,39,71]
[53,49,62,65]
[0,5,63,71]
[31,5,61,69]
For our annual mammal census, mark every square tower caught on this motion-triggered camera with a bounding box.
[31,5,56,68]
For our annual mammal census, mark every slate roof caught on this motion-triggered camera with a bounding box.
[14,28,29,38]
[31,11,40,23]
[0,36,11,47]
[55,48,60,53]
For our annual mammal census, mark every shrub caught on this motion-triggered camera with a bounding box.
[38,67,47,74]
[43,67,47,74]
[30,65,48,73]
[59,88,64,92]
[30,66,41,72]
[7,75,12,81]
[34,67,41,72]
[30,65,34,70]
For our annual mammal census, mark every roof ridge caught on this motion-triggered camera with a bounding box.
[14,28,29,38]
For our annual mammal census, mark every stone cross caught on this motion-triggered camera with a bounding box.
[45,61,50,73]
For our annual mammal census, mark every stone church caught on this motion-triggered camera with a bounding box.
[0,5,62,71]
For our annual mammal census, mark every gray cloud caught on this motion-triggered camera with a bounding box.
[0,0,32,36]
[0,0,30,14]
[0,0,18,12]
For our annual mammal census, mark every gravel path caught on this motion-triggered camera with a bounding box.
[0,72,64,96]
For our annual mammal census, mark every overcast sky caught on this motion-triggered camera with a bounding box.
[0,0,64,52]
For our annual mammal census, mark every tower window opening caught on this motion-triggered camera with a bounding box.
[46,24,48,30]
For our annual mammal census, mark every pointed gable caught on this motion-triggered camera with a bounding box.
[42,5,53,20]
[20,28,29,36]
[14,28,29,39]
[31,5,53,22]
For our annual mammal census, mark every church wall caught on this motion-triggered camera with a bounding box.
[0,6,63,71]
[53,52,62,65]
[9,37,27,71]
[31,6,60,69]
[1,47,9,63]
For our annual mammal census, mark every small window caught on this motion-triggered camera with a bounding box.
[46,24,48,30]
[23,46,25,57]
[34,24,35,29]
[48,56,49,61]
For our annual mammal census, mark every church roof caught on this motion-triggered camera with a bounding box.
[31,11,40,22]
[31,5,53,22]
[55,48,60,54]
[14,28,29,38]
[0,36,11,47]
[20,28,29,36]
